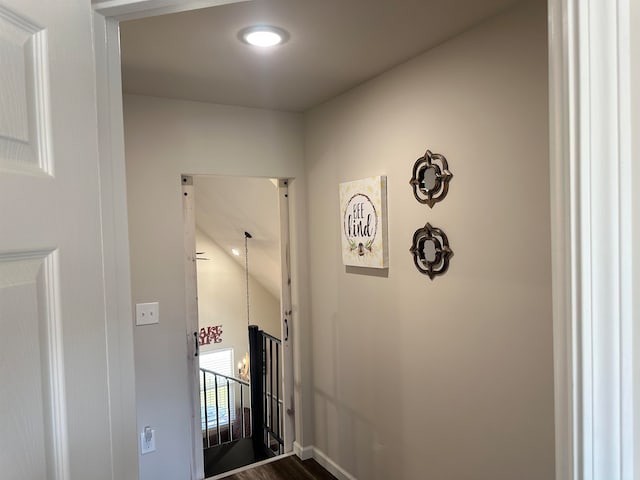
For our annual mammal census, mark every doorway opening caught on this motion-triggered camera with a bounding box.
[182,175,293,478]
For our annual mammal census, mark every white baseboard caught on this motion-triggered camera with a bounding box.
[310,447,357,480]
[293,441,314,460]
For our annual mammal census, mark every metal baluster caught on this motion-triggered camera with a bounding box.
[249,384,254,438]
[240,385,245,438]
[203,370,210,448]
[276,341,280,452]
[214,375,220,445]
[199,367,251,447]
[269,338,274,451]
[227,378,231,442]
[263,335,267,447]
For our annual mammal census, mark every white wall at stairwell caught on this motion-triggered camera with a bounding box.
[123,95,308,480]
[303,1,554,479]
[195,228,281,359]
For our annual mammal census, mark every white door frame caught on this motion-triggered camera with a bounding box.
[180,174,296,478]
[181,176,204,479]
[92,3,253,479]
[547,0,635,479]
[277,179,296,452]
[93,0,637,479]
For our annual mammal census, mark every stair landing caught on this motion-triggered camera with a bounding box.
[204,438,273,477]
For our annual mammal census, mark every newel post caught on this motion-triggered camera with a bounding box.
[248,325,263,447]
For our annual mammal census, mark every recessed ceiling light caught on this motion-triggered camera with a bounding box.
[239,25,289,48]
[231,248,241,256]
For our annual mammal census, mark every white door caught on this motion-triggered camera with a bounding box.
[0,1,119,479]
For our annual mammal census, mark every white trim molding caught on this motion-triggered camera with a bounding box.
[93,12,139,480]
[293,441,314,461]
[293,446,357,480]
[311,448,357,480]
[631,0,640,476]
[92,0,246,21]
[548,0,635,479]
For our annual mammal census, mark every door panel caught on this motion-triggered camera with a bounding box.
[0,252,63,479]
[0,1,116,479]
[0,6,51,174]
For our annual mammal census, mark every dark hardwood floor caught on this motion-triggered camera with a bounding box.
[221,455,337,480]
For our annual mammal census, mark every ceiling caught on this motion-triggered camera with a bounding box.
[194,176,281,299]
[120,0,524,112]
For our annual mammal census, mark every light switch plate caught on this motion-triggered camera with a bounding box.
[136,302,159,326]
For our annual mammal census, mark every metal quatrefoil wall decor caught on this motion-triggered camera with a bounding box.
[409,149,453,207]
[409,222,453,279]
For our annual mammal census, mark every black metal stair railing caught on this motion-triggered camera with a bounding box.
[249,325,284,456]
[200,368,251,448]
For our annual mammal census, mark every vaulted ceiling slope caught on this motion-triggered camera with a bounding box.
[120,0,525,112]
[194,176,281,299]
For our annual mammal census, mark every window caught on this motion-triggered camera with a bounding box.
[199,348,235,431]
[199,347,233,377]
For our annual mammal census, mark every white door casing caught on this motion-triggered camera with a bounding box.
[548,0,635,479]
[277,179,295,452]
[181,175,205,479]
[0,1,136,479]
[181,176,296,477]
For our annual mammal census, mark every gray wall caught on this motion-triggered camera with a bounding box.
[303,1,554,479]
[123,95,307,480]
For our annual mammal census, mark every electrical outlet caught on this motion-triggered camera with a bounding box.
[136,302,159,326]
[140,427,156,454]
